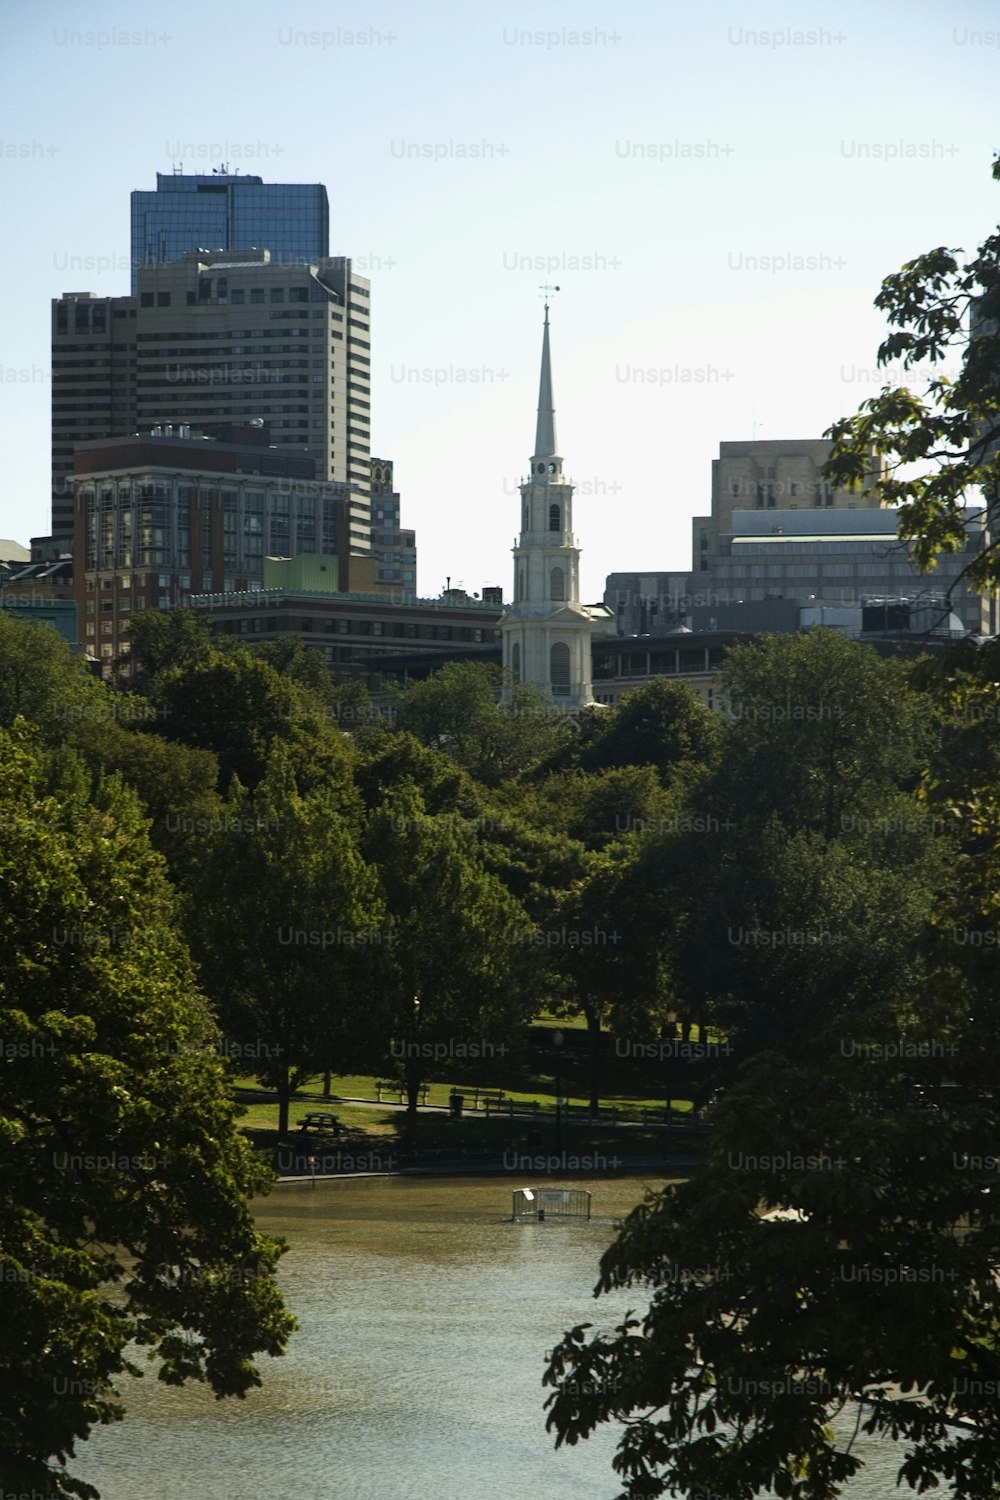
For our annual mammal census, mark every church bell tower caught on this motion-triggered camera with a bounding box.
[500,297,594,710]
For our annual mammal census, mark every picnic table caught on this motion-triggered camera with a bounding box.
[296,1111,344,1136]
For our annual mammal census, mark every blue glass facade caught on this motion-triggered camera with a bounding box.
[130,174,329,291]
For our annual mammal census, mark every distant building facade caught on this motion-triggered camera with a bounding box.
[370,458,417,597]
[70,427,356,672]
[188,587,501,687]
[692,437,889,576]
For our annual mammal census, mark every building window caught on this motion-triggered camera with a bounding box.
[550,641,570,696]
[548,503,560,532]
[511,642,521,682]
[550,566,565,601]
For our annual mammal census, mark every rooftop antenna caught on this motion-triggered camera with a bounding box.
[752,405,763,441]
[173,162,183,174]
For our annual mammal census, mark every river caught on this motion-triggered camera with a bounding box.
[76,1174,936,1499]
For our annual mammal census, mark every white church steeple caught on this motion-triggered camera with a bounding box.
[500,295,594,710]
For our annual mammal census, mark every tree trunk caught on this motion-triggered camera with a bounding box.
[586,1009,602,1118]
[322,1070,332,1099]
[277,1066,291,1137]
[404,1056,422,1139]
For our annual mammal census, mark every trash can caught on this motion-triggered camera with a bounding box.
[449,1089,464,1118]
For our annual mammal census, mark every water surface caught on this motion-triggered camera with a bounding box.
[76,1174,939,1499]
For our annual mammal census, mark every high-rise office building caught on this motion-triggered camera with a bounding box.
[131,250,371,551]
[52,250,373,551]
[51,292,138,542]
[130,172,328,292]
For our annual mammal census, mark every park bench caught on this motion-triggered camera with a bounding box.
[374,1081,429,1106]
[296,1111,344,1136]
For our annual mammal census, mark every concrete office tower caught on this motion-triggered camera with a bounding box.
[691,437,889,575]
[133,252,371,552]
[500,304,594,709]
[51,292,138,543]
[53,251,373,553]
[130,172,329,292]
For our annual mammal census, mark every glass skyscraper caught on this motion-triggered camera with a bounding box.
[130,172,329,291]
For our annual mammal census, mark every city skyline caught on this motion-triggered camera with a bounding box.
[2,0,999,599]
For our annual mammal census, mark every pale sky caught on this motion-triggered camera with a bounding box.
[1,0,997,600]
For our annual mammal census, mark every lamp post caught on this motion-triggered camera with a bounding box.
[664,1010,677,1125]
[553,1028,564,1150]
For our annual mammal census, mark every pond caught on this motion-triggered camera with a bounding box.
[76,1174,942,1499]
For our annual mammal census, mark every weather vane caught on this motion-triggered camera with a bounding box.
[539,283,561,306]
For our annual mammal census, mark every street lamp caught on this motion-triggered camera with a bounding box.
[664,1010,677,1125]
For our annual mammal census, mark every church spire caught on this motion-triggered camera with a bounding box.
[533,289,559,463]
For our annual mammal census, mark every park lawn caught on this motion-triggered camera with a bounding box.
[231,1070,697,1138]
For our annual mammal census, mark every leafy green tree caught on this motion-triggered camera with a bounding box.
[148,644,353,795]
[188,749,386,1135]
[67,715,223,886]
[717,629,937,841]
[824,155,1000,596]
[361,785,538,1133]
[0,725,293,1499]
[124,607,213,691]
[505,763,674,850]
[544,1047,1000,1500]
[393,659,573,786]
[579,678,721,782]
[243,636,337,710]
[542,842,670,1115]
[0,613,107,742]
[353,729,487,824]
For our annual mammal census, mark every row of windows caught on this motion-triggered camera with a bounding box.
[220,617,486,643]
[137,324,339,342]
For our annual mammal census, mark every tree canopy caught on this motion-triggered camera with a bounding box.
[0,725,293,1498]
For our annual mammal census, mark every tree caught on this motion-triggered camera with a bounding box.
[66,716,223,887]
[150,644,352,795]
[242,636,337,711]
[544,1048,1000,1500]
[124,607,213,691]
[717,629,937,842]
[543,842,669,1116]
[823,154,1000,596]
[0,612,107,742]
[187,749,386,1136]
[361,785,538,1134]
[0,725,293,1498]
[393,660,573,786]
[579,678,721,782]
